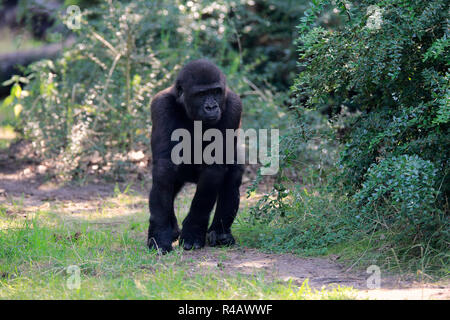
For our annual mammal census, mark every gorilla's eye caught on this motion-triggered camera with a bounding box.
[212,88,222,95]
[194,87,222,98]
[196,91,207,98]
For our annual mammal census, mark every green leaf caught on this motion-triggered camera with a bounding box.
[11,83,22,99]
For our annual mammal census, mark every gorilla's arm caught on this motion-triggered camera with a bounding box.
[150,87,180,160]
[148,88,182,252]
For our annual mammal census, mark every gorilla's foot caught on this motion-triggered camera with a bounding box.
[207,230,235,247]
[147,232,173,254]
[180,230,206,250]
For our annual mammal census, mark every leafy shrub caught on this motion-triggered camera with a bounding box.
[246,0,448,272]
[355,155,442,238]
[16,0,185,177]
[292,0,449,231]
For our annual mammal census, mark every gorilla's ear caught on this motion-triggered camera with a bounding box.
[175,81,183,98]
[175,81,185,105]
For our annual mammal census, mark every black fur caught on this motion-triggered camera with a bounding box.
[147,59,244,253]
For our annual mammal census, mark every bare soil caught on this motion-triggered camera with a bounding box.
[0,144,448,300]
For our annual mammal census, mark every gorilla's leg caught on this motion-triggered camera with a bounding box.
[180,166,226,250]
[170,180,184,241]
[207,164,243,246]
[148,160,180,253]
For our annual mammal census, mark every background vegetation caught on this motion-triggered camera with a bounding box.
[250,0,449,275]
[1,0,448,283]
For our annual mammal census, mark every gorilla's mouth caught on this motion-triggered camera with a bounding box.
[204,115,221,124]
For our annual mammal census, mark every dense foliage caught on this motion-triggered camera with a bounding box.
[5,0,302,178]
[297,0,448,231]
[248,0,448,273]
[295,0,449,199]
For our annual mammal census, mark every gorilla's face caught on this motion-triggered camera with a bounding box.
[175,59,227,125]
[184,85,224,125]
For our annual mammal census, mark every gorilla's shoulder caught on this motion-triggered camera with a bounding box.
[151,87,177,107]
[223,89,242,129]
[226,89,242,113]
[226,89,240,102]
[150,86,178,119]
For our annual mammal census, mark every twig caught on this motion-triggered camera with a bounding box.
[89,30,119,56]
[345,228,376,272]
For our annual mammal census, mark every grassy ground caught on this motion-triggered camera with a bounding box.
[0,188,356,300]
[0,130,448,300]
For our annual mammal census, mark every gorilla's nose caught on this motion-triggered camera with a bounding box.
[204,103,219,113]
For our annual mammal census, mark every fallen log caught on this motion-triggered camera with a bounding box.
[0,37,74,97]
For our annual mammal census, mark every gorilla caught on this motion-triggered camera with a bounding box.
[148,59,244,253]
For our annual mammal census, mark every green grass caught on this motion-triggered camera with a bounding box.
[234,186,449,280]
[0,193,356,300]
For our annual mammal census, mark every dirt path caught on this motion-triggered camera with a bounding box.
[0,149,448,300]
[181,248,449,299]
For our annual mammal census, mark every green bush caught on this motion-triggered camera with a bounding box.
[293,0,449,231]
[245,0,449,273]
[355,155,442,238]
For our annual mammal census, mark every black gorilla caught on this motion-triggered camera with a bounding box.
[148,59,244,253]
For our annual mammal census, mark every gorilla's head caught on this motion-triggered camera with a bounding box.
[175,59,226,125]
